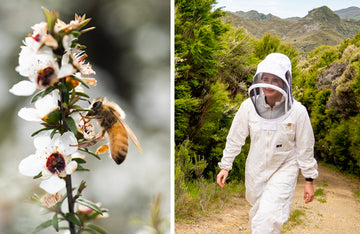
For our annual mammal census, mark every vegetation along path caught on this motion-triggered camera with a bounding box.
[175,163,360,233]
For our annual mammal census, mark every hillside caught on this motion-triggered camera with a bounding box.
[335,6,360,20]
[224,6,360,52]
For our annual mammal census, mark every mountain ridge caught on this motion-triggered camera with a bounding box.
[334,6,360,20]
[223,6,360,52]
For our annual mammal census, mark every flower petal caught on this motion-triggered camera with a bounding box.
[58,63,76,78]
[18,154,43,176]
[34,134,52,151]
[35,91,59,117]
[58,132,78,155]
[18,107,42,122]
[9,80,36,96]
[40,175,65,194]
[66,161,78,175]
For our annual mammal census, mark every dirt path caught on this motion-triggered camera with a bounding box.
[175,164,360,233]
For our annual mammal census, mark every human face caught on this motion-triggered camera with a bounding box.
[261,73,284,105]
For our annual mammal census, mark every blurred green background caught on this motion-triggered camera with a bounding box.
[0,0,170,233]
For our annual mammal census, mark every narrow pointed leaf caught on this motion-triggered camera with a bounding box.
[76,198,103,215]
[65,213,81,226]
[31,127,53,137]
[64,116,78,135]
[86,224,107,234]
[52,214,59,231]
[33,171,42,179]
[31,87,56,103]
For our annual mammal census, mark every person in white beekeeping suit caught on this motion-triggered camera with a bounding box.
[216,53,319,233]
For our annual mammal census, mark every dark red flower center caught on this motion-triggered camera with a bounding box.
[37,66,56,88]
[46,152,66,174]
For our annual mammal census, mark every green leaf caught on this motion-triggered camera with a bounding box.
[33,171,42,179]
[41,7,58,34]
[72,157,87,164]
[76,198,103,215]
[76,164,90,172]
[80,27,96,34]
[65,213,81,226]
[52,214,59,232]
[65,117,78,135]
[57,81,69,103]
[77,18,92,30]
[75,92,90,98]
[43,109,62,125]
[71,105,84,111]
[81,228,97,234]
[85,223,107,234]
[31,86,56,103]
[79,148,101,160]
[31,127,53,137]
[50,128,58,138]
[70,31,81,38]
[32,219,52,233]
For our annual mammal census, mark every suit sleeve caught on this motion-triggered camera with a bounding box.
[218,100,250,171]
[295,104,319,179]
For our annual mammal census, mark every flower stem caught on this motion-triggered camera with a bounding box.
[65,175,76,234]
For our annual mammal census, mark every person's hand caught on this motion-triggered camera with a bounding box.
[304,181,314,203]
[217,169,228,188]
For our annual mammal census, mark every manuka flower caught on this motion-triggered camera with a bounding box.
[17,90,59,122]
[18,132,78,194]
[40,192,63,208]
[30,22,58,50]
[10,46,76,96]
[68,47,96,76]
[10,46,54,96]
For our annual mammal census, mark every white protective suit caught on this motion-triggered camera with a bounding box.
[218,53,318,233]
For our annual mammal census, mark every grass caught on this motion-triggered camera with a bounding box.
[314,188,327,203]
[314,188,324,196]
[354,190,360,202]
[317,198,327,203]
[282,208,305,232]
[175,178,246,222]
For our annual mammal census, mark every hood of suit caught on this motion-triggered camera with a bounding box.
[248,53,293,119]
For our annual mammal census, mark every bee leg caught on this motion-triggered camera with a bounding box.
[76,130,106,148]
[84,115,103,120]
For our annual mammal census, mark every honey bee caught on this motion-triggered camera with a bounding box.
[78,97,142,165]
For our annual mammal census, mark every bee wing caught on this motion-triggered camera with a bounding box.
[110,108,143,152]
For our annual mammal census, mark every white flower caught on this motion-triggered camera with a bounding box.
[18,132,78,194]
[68,48,96,76]
[16,45,54,78]
[30,22,58,49]
[11,47,76,96]
[11,46,58,96]
[18,91,59,122]
[10,34,76,96]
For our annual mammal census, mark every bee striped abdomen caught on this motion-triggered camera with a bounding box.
[107,122,129,165]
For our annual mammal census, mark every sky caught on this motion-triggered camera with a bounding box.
[215,0,360,18]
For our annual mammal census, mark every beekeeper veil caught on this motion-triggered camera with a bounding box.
[248,53,293,119]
